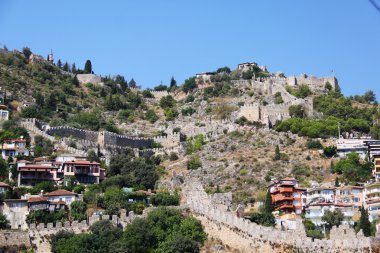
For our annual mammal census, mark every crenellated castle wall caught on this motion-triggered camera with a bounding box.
[182,180,378,253]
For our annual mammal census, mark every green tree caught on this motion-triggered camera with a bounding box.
[289,105,304,118]
[363,90,376,104]
[295,84,311,98]
[164,108,178,121]
[70,201,87,221]
[273,145,281,161]
[325,81,333,91]
[0,158,8,181]
[321,209,343,231]
[263,190,273,213]
[0,213,9,229]
[356,206,371,237]
[170,77,177,90]
[145,109,158,123]
[160,95,176,109]
[335,177,339,187]
[63,62,69,72]
[249,212,275,227]
[71,63,77,73]
[187,156,202,170]
[122,218,156,253]
[22,47,32,61]
[323,145,337,158]
[57,59,62,69]
[34,135,54,157]
[128,78,137,88]
[87,149,100,162]
[84,60,92,74]
[182,77,197,93]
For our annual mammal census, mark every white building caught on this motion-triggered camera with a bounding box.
[44,189,79,206]
[3,199,29,230]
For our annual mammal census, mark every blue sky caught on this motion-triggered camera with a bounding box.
[1,1,380,97]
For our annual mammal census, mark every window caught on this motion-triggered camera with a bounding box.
[353,197,360,203]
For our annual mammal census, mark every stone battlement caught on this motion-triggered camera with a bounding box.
[183,180,377,253]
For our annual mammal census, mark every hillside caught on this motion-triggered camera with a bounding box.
[1,46,380,204]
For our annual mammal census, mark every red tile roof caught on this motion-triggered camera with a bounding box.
[64,160,100,165]
[281,177,297,181]
[44,190,77,196]
[50,201,66,205]
[17,160,32,164]
[18,165,58,171]
[0,182,9,187]
[28,197,48,203]
[34,156,50,162]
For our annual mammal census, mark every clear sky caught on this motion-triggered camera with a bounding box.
[1,1,379,97]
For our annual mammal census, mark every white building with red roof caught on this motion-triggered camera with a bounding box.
[44,189,79,206]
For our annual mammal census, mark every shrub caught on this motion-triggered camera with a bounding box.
[306,139,323,149]
[187,156,202,170]
[145,109,158,123]
[169,152,179,161]
[181,107,196,116]
[150,192,180,206]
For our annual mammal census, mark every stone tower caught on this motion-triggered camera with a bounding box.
[48,49,54,63]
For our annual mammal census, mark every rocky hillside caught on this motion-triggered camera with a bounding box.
[2,46,380,206]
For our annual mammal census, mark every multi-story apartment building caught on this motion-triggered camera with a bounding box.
[304,186,364,225]
[269,177,306,215]
[364,181,380,221]
[373,154,380,181]
[0,139,29,159]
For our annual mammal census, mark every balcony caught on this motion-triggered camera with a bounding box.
[366,189,380,195]
[277,204,294,210]
[274,196,293,202]
[279,188,293,193]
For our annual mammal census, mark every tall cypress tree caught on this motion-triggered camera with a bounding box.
[274,145,281,161]
[264,190,273,213]
[84,60,92,74]
[358,205,371,236]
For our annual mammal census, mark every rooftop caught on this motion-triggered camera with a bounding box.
[44,189,77,196]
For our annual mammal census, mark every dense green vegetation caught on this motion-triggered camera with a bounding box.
[51,207,207,253]
[277,88,379,138]
[332,153,372,184]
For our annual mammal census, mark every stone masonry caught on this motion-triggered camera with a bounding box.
[182,179,380,253]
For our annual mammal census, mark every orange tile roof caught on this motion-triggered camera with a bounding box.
[64,160,100,165]
[0,182,9,187]
[28,197,48,203]
[44,190,77,196]
[281,177,297,181]
[18,165,58,171]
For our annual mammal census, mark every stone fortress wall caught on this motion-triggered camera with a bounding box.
[182,179,379,253]
[21,119,182,163]
[234,75,320,126]
[9,210,143,253]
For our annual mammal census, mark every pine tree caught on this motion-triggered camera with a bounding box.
[263,190,273,213]
[73,75,79,86]
[129,78,137,88]
[57,59,62,69]
[63,62,69,72]
[358,206,371,236]
[84,60,92,74]
[71,63,77,73]
[170,77,177,89]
